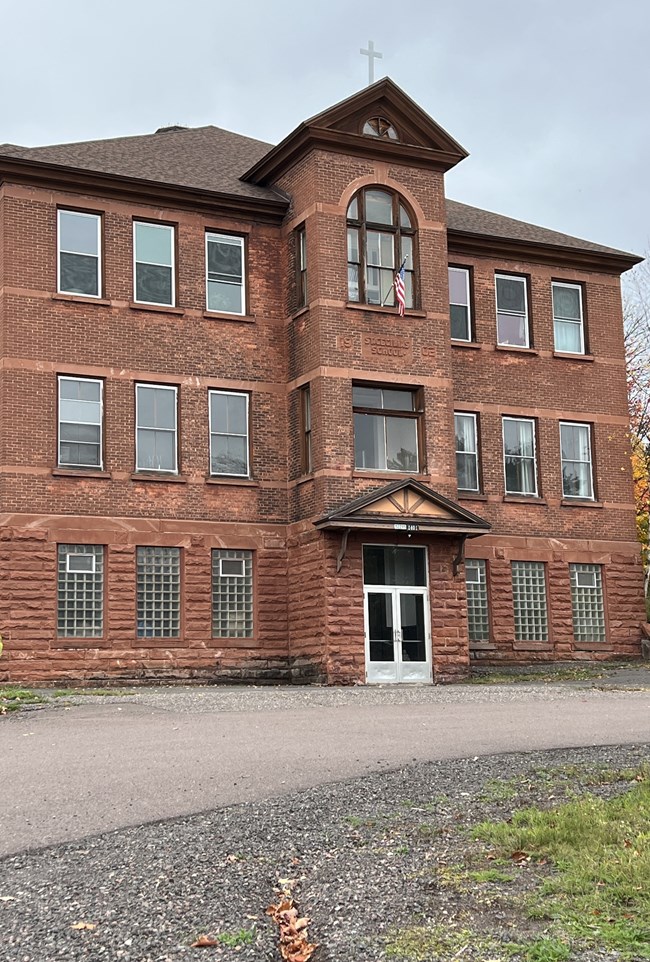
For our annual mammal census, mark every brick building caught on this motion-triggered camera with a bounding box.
[0,79,645,685]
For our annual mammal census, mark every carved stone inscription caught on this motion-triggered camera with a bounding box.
[361,333,413,364]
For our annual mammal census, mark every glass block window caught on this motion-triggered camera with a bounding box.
[206,232,245,315]
[212,549,253,638]
[136,546,180,638]
[465,559,489,642]
[511,561,548,642]
[496,273,529,347]
[449,267,472,341]
[58,376,103,469]
[57,210,101,297]
[57,544,104,638]
[570,564,606,642]
[134,221,175,306]
[553,282,584,354]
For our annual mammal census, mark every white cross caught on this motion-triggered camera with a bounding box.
[360,41,383,85]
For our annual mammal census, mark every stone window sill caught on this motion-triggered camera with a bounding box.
[458,491,487,501]
[495,345,539,356]
[203,311,256,323]
[295,473,315,486]
[512,642,552,651]
[131,472,188,483]
[469,641,496,650]
[205,476,259,486]
[353,470,430,482]
[553,351,595,362]
[291,305,310,319]
[502,495,547,505]
[53,293,112,307]
[52,638,112,649]
[52,468,112,479]
[135,636,187,648]
[346,302,427,318]
[451,339,481,350]
[573,641,614,651]
[561,498,603,509]
[129,301,185,315]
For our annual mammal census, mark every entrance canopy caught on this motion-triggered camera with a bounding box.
[314,479,490,537]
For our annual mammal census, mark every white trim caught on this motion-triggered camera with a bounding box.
[495,273,529,348]
[208,389,250,478]
[218,558,245,578]
[57,375,103,470]
[135,383,178,473]
[502,416,538,496]
[454,411,479,492]
[448,266,472,341]
[552,281,585,355]
[559,421,594,500]
[133,222,175,306]
[57,209,102,298]
[65,552,97,574]
[205,232,246,315]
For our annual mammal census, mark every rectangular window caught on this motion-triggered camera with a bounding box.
[449,267,472,341]
[454,412,479,492]
[503,417,537,496]
[209,390,249,477]
[57,544,104,638]
[553,282,584,354]
[353,385,421,473]
[134,221,175,306]
[465,559,489,642]
[58,209,101,297]
[300,384,312,474]
[496,274,529,347]
[570,563,606,642]
[135,384,178,473]
[560,422,594,499]
[212,549,253,638]
[206,232,245,315]
[296,227,307,309]
[512,561,548,642]
[136,546,180,638]
[58,375,103,469]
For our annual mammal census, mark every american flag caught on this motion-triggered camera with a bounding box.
[394,262,406,317]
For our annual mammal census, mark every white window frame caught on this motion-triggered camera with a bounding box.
[205,232,246,316]
[552,281,585,355]
[218,558,245,577]
[495,273,529,348]
[449,266,472,342]
[559,421,594,500]
[454,411,479,492]
[135,383,178,474]
[57,209,102,298]
[502,416,538,497]
[133,222,175,307]
[57,375,104,470]
[208,389,250,478]
[66,552,97,574]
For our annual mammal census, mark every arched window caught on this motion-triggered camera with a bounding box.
[347,188,416,310]
[362,117,399,140]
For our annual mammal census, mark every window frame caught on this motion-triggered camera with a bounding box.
[136,545,181,640]
[57,374,104,471]
[569,563,606,642]
[346,188,417,310]
[352,383,424,474]
[300,384,313,475]
[57,208,103,299]
[133,220,176,307]
[454,411,480,493]
[208,388,250,479]
[559,421,595,501]
[465,558,491,643]
[502,416,538,497]
[511,560,549,643]
[212,548,254,639]
[57,544,104,639]
[495,272,530,348]
[296,226,307,310]
[135,382,179,474]
[449,265,473,342]
[552,281,585,355]
[205,231,246,316]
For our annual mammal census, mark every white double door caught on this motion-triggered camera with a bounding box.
[364,585,431,683]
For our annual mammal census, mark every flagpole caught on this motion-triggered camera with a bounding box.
[381,256,408,307]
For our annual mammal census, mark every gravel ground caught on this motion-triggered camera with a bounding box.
[2,742,648,962]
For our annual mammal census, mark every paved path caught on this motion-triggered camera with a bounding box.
[2,680,649,856]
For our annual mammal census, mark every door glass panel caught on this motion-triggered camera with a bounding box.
[363,546,426,586]
[367,593,394,662]
[400,593,426,662]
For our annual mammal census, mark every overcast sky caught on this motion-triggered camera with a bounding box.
[2,0,649,261]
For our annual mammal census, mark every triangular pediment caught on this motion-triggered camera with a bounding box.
[314,479,490,537]
[243,78,468,186]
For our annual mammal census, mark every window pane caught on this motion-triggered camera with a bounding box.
[553,284,581,320]
[496,276,526,313]
[135,223,172,266]
[137,546,180,638]
[60,441,100,467]
[60,253,99,296]
[455,414,476,453]
[400,593,426,662]
[354,412,385,469]
[135,263,172,305]
[554,319,582,353]
[207,235,242,280]
[450,304,469,340]
[60,398,101,425]
[386,417,418,472]
[560,424,583,461]
[449,268,469,306]
[347,227,359,263]
[353,386,383,408]
[363,546,426,587]
[512,561,548,642]
[207,280,243,314]
[399,205,411,228]
[212,549,253,638]
[466,559,489,642]
[457,452,478,491]
[347,197,358,220]
[365,189,394,225]
[504,420,533,458]
[137,428,175,471]
[562,461,592,498]
[211,435,247,475]
[212,392,247,435]
[497,313,527,346]
[383,389,414,411]
[348,264,359,301]
[380,232,395,268]
[59,211,99,255]
[60,422,101,444]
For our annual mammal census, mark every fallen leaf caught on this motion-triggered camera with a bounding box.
[70,921,97,930]
[510,850,530,863]
[191,934,219,947]
[0,896,16,902]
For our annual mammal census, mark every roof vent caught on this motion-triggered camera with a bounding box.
[155,125,188,134]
